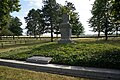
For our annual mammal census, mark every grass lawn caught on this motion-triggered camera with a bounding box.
[0,39,50,49]
[0,38,120,69]
[0,66,88,80]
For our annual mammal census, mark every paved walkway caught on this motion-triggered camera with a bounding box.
[0,59,120,80]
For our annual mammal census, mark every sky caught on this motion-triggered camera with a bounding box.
[11,0,95,35]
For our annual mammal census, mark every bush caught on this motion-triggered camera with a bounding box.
[0,41,120,69]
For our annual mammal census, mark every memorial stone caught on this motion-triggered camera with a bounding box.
[26,56,52,64]
[58,13,72,43]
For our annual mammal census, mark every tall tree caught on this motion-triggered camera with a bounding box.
[9,17,23,36]
[89,0,113,40]
[0,0,20,39]
[42,0,60,42]
[25,9,45,37]
[36,9,46,37]
[111,0,120,22]
[111,0,120,36]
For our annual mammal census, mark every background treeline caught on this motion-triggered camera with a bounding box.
[24,0,84,42]
[0,0,120,41]
[0,0,84,42]
[0,0,22,39]
[89,0,120,40]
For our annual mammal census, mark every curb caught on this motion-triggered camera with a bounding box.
[0,59,120,80]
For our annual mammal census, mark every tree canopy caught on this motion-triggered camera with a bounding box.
[89,0,120,40]
[0,0,20,28]
[0,0,21,38]
[25,0,84,40]
[9,17,23,36]
[42,0,61,41]
[25,9,45,37]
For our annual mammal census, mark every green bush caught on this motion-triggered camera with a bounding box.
[0,41,120,69]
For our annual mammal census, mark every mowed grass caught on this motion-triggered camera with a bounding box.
[0,66,87,80]
[0,38,120,69]
[0,39,50,49]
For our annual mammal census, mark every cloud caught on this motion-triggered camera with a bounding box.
[23,0,43,8]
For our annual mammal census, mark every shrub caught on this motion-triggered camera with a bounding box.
[0,41,120,69]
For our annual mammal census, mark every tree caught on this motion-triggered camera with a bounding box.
[62,1,84,37]
[0,0,20,39]
[42,1,84,40]
[0,0,20,27]
[72,21,84,37]
[111,0,120,22]
[89,0,114,40]
[42,0,61,42]
[25,9,45,37]
[0,27,13,36]
[89,0,120,40]
[111,0,120,36]
[70,12,84,37]
[9,17,23,36]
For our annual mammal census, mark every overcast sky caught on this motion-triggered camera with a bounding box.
[11,0,95,35]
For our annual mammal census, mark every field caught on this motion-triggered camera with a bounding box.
[0,66,88,80]
[0,37,120,69]
[0,37,51,49]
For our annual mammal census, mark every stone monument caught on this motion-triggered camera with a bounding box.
[58,13,72,43]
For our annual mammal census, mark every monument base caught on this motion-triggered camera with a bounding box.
[58,39,73,44]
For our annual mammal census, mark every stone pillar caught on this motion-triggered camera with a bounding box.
[58,13,72,43]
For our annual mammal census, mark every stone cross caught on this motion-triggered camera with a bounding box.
[62,13,70,23]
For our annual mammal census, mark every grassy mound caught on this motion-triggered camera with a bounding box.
[0,40,120,69]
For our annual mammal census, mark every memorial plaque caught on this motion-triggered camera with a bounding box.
[26,56,52,64]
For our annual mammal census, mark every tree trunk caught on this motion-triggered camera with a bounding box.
[39,34,41,40]
[50,19,53,42]
[51,24,53,42]
[13,36,15,40]
[105,18,108,41]
[116,27,118,37]
[98,29,100,38]
[97,23,101,38]
[0,36,2,40]
[33,29,36,38]
[56,34,58,38]
[105,28,108,41]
